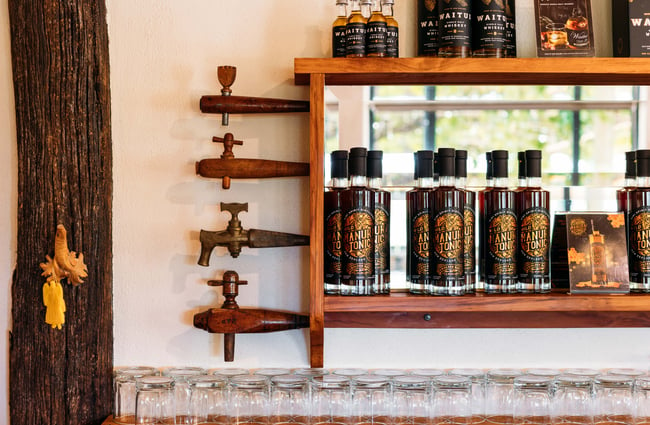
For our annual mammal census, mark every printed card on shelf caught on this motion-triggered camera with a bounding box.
[534,0,595,57]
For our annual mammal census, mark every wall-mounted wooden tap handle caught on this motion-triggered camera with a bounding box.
[200,95,310,115]
[194,308,310,334]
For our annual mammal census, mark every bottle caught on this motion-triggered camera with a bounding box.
[346,0,367,57]
[627,149,650,293]
[516,151,526,190]
[332,0,349,58]
[368,150,390,294]
[438,0,472,57]
[361,0,372,20]
[430,148,465,296]
[565,7,589,49]
[456,149,476,292]
[417,0,439,56]
[477,151,493,291]
[617,151,636,213]
[505,0,516,57]
[407,150,435,294]
[484,150,517,293]
[382,0,399,57]
[516,150,550,293]
[472,0,507,57]
[366,0,387,57]
[341,148,375,295]
[324,150,349,294]
[589,220,608,286]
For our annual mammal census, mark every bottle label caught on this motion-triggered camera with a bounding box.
[343,208,374,278]
[346,22,367,56]
[432,207,464,278]
[472,0,506,52]
[518,207,550,278]
[375,204,390,276]
[486,209,517,278]
[412,210,430,277]
[417,0,439,56]
[438,0,472,50]
[332,25,347,57]
[464,203,475,276]
[324,209,342,280]
[366,20,387,56]
[629,207,650,281]
[386,25,399,57]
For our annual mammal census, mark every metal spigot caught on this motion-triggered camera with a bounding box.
[217,65,236,126]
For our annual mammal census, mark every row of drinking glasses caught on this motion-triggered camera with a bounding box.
[113,366,650,425]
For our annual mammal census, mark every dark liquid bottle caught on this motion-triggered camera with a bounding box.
[368,150,390,294]
[472,0,506,57]
[438,0,472,57]
[341,147,375,295]
[484,150,517,293]
[505,0,516,57]
[332,0,349,57]
[617,150,636,213]
[430,148,465,296]
[628,149,650,293]
[477,151,493,292]
[383,0,399,57]
[324,150,349,294]
[456,149,476,292]
[366,0,387,57]
[346,0,367,57]
[417,0,439,56]
[516,151,526,191]
[516,150,550,293]
[407,150,434,294]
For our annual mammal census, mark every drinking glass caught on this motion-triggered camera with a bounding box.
[605,369,645,378]
[593,374,634,425]
[189,374,228,425]
[450,368,487,425]
[230,375,271,425]
[634,376,650,425]
[392,375,431,425]
[431,375,472,425]
[114,366,159,424]
[351,375,392,425]
[310,374,352,425]
[485,369,523,425]
[135,376,175,424]
[512,376,552,425]
[162,367,207,424]
[552,374,593,425]
[270,374,310,425]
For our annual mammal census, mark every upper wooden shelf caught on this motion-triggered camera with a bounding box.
[294,57,650,86]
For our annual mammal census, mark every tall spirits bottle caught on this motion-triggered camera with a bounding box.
[617,151,636,213]
[516,150,550,293]
[346,0,367,57]
[417,0,439,56]
[438,0,472,57]
[332,0,349,58]
[505,0,516,57]
[407,150,435,294]
[366,0,387,57]
[472,0,507,57]
[484,150,517,293]
[382,0,399,57]
[456,149,476,292]
[341,147,375,295]
[368,150,390,294]
[628,149,650,293]
[324,150,349,294]
[430,148,465,296]
[477,151,493,291]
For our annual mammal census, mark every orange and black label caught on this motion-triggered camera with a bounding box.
[464,205,475,275]
[518,207,550,277]
[487,209,517,277]
[343,209,374,277]
[629,207,650,279]
[411,210,430,278]
[324,210,342,278]
[432,208,464,278]
[375,205,390,275]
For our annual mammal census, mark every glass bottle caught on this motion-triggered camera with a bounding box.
[456,149,476,293]
[627,149,650,292]
[346,0,367,57]
[478,151,494,292]
[618,151,636,251]
[382,0,398,57]
[361,0,372,20]
[516,152,526,191]
[484,150,517,293]
[438,0,472,57]
[417,0,439,56]
[368,150,390,294]
[505,0,516,57]
[324,150,349,295]
[565,7,590,49]
[341,147,375,296]
[472,0,506,57]
[366,0,387,57]
[516,150,550,293]
[332,0,349,58]
[430,148,465,296]
[407,150,435,294]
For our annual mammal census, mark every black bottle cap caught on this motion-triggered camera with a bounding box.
[413,152,419,179]
[367,150,383,178]
[517,151,526,179]
[625,151,637,179]
[330,150,349,179]
[485,151,493,179]
[491,150,509,178]
[637,149,650,178]
[348,147,368,177]
[455,149,468,179]
[437,148,455,177]
[525,150,542,178]
[416,150,434,178]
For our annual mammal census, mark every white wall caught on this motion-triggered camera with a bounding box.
[2,0,650,420]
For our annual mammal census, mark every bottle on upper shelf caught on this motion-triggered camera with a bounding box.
[438,0,472,57]
[366,0,388,57]
[472,0,507,57]
[627,149,650,293]
[324,150,349,295]
[332,0,349,58]
[346,0,367,58]
[382,0,399,58]
[417,0,439,57]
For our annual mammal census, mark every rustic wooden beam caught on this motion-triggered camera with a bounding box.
[8,1,113,424]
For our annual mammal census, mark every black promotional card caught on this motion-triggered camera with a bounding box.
[534,0,595,57]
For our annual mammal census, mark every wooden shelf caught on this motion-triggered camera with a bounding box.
[294,57,650,86]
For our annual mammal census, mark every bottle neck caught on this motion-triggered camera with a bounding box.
[368,177,382,189]
[438,175,455,188]
[349,0,361,13]
[381,3,393,17]
[527,176,542,188]
[331,177,348,188]
[336,3,347,17]
[485,177,493,188]
[456,176,467,189]
[361,2,371,18]
[624,177,636,188]
[416,177,434,189]
[493,176,509,188]
[349,174,368,187]
[637,176,650,188]
[518,178,527,188]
